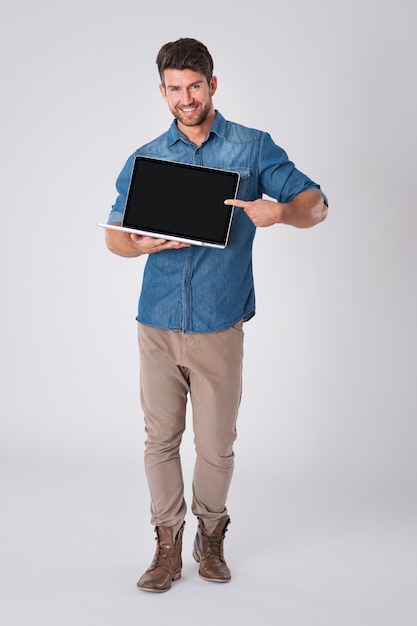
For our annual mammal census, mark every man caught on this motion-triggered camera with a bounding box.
[105,38,328,593]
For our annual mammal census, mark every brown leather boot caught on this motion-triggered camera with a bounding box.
[193,516,231,582]
[137,522,185,592]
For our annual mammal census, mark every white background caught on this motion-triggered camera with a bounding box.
[1,1,416,624]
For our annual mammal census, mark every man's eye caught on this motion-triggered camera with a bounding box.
[190,84,200,91]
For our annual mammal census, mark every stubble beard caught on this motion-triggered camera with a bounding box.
[174,102,211,127]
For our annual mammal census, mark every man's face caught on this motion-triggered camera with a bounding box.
[159,69,217,128]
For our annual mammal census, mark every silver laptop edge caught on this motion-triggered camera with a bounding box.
[96,221,233,249]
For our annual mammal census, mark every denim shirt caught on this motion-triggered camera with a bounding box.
[108,111,325,334]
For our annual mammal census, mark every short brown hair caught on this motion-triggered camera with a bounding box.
[156,38,214,85]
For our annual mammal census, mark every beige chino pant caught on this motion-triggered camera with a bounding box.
[137,321,244,535]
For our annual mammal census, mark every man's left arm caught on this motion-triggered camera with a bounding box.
[225,189,328,229]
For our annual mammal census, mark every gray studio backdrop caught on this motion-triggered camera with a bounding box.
[1,0,416,625]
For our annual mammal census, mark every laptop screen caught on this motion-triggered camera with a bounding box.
[121,156,240,247]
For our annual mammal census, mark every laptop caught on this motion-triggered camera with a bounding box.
[97,155,240,249]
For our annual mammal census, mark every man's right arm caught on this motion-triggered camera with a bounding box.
[105,224,190,257]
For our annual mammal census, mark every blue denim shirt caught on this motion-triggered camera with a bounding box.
[108,111,325,333]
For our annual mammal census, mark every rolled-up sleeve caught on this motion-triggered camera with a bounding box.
[259,132,327,205]
[107,153,136,224]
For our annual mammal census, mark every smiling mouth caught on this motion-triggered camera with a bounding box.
[180,106,198,114]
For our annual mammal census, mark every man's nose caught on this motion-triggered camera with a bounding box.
[180,89,193,105]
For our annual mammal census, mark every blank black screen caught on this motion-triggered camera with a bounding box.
[122,156,239,246]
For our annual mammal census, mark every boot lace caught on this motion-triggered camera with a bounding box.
[204,528,227,560]
[154,546,171,568]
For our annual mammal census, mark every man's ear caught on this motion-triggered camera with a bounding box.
[209,76,218,97]
[159,83,168,101]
